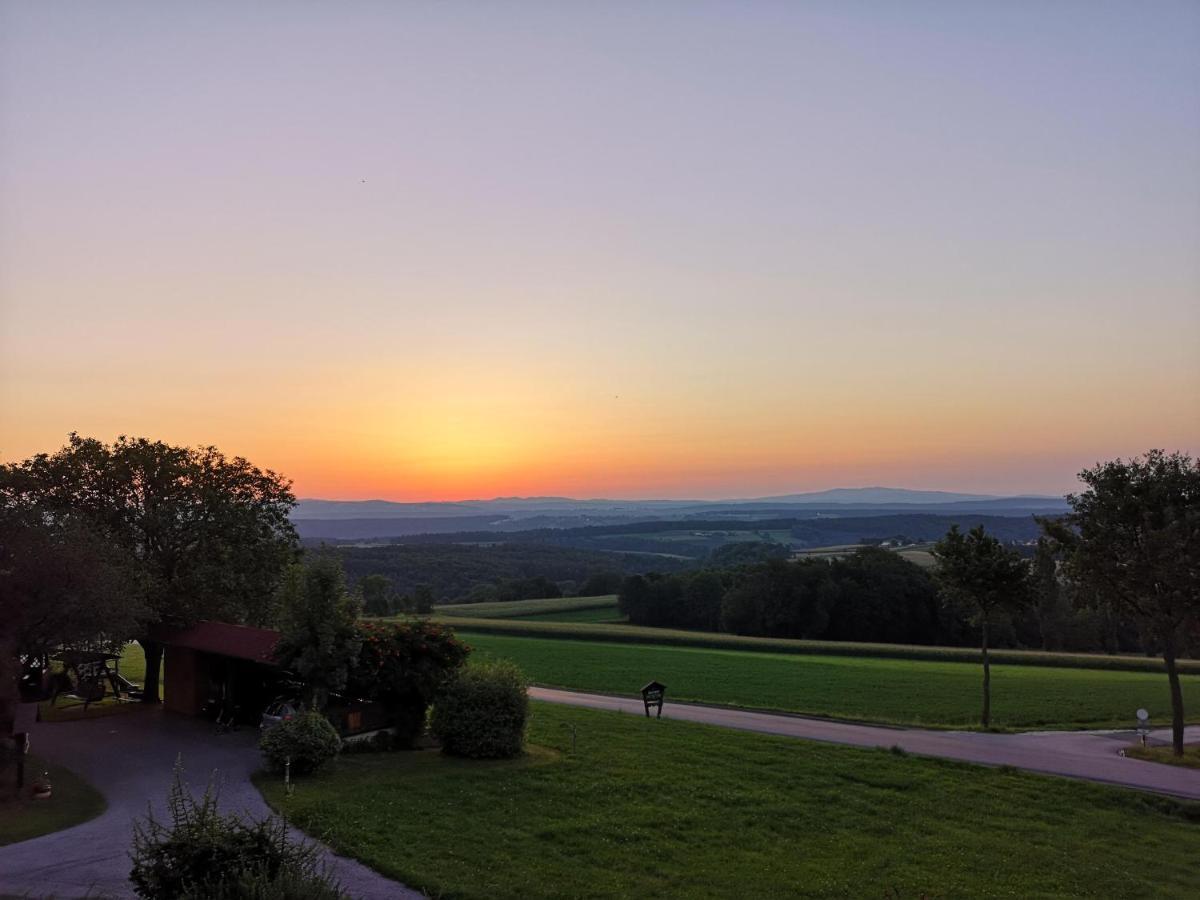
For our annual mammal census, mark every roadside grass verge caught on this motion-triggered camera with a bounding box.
[462,632,1199,730]
[433,595,618,620]
[257,702,1200,899]
[1125,745,1200,769]
[0,754,106,847]
[435,616,1200,674]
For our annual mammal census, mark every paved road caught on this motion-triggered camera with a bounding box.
[0,708,419,899]
[531,686,1200,800]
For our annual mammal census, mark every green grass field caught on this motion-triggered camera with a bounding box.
[462,631,1199,729]
[257,702,1200,899]
[0,754,107,847]
[440,616,1200,673]
[514,606,626,623]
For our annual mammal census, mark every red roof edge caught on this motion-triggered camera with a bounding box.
[150,620,281,665]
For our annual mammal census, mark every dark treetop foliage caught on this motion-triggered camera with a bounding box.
[0,433,299,629]
[1043,449,1200,753]
[0,507,150,660]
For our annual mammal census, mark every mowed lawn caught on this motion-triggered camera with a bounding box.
[0,754,106,847]
[461,632,1199,730]
[257,703,1200,899]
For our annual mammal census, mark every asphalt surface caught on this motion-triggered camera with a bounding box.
[0,708,420,900]
[530,686,1200,799]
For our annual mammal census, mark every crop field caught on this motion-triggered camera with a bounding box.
[258,702,1200,899]
[434,595,619,621]
[461,632,1199,730]
[792,542,937,568]
[441,616,1200,674]
[515,606,627,624]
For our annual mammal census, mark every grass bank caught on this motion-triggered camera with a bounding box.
[462,632,1199,730]
[1125,745,1200,769]
[257,702,1200,899]
[0,754,106,847]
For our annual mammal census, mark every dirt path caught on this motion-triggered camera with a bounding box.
[0,708,420,899]
[530,686,1200,799]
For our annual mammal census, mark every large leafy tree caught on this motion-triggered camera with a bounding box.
[273,555,362,711]
[932,525,1031,727]
[1042,450,1199,755]
[0,508,149,660]
[0,508,149,740]
[0,434,299,702]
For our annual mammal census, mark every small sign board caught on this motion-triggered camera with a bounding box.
[641,681,666,719]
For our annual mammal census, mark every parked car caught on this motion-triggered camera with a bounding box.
[259,696,300,732]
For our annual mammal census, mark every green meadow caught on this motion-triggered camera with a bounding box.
[461,631,1198,730]
[258,702,1200,900]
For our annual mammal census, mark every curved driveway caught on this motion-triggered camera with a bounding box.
[531,686,1200,800]
[0,708,419,899]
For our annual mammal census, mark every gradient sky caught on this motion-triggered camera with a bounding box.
[2,2,1198,500]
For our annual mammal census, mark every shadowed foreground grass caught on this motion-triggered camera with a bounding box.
[462,631,1197,730]
[0,754,106,847]
[257,703,1200,899]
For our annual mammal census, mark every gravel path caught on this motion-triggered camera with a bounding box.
[530,686,1200,799]
[0,708,421,899]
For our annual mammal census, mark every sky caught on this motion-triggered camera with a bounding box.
[1,1,1197,501]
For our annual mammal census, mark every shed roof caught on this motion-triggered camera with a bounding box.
[152,621,280,665]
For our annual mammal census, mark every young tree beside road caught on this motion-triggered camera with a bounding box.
[933,525,1031,727]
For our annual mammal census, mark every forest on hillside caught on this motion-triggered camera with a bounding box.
[330,541,690,602]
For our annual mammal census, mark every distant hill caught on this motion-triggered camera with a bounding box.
[750,487,999,504]
[292,488,1068,540]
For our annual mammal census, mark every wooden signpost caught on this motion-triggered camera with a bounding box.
[641,681,666,718]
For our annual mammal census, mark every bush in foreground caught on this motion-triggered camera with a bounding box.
[130,764,344,899]
[260,710,341,776]
[431,660,529,759]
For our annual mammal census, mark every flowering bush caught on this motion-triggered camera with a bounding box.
[346,620,470,747]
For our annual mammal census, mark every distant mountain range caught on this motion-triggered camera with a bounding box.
[293,487,1060,519]
[291,487,1068,541]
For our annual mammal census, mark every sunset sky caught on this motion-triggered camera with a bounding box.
[2,2,1197,501]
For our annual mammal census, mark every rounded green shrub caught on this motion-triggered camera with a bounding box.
[430,660,529,759]
[260,710,341,776]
